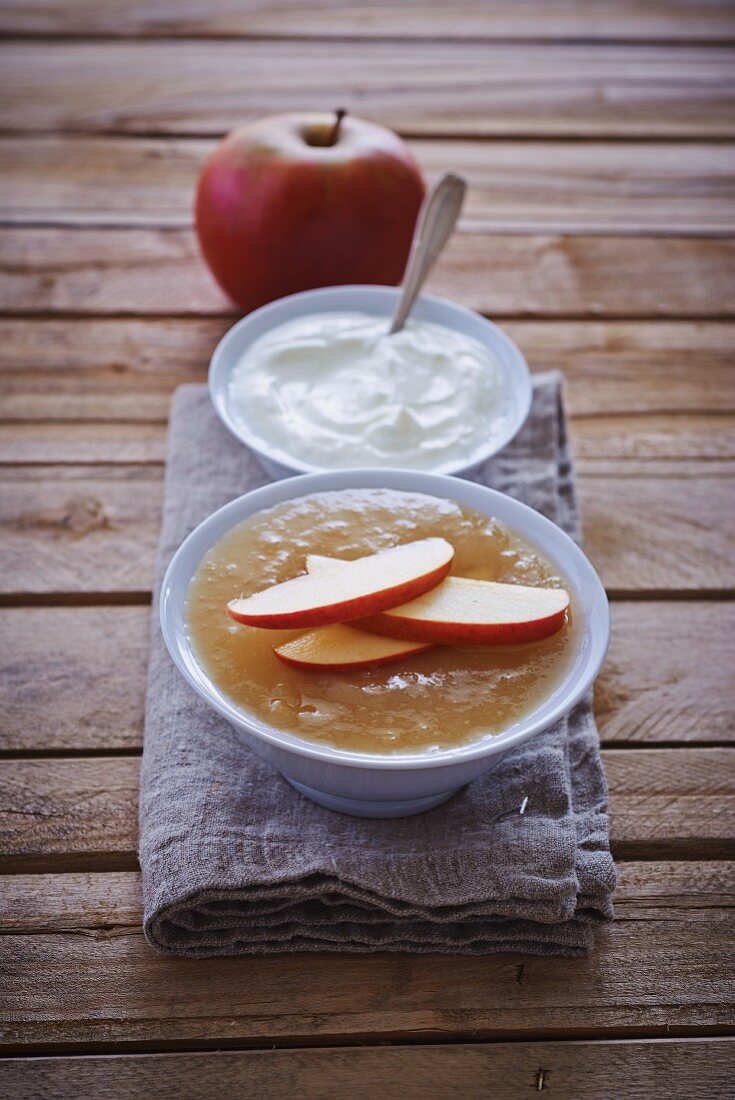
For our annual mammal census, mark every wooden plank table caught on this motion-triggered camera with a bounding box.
[1,3,733,1095]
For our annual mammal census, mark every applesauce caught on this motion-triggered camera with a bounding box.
[186,488,576,754]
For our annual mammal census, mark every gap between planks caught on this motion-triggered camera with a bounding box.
[4,33,735,49]
[2,1,735,43]
[3,310,735,323]
[5,740,735,763]
[3,590,735,609]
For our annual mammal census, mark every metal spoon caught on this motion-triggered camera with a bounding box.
[388,172,467,335]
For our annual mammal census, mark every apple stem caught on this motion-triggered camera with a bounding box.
[327,108,347,146]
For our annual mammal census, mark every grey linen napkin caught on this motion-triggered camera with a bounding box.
[140,373,615,957]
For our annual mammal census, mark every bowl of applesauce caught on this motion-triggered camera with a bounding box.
[160,470,609,818]
[209,285,532,478]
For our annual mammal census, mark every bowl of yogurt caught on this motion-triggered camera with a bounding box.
[209,285,532,479]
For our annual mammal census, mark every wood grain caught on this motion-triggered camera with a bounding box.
[0,606,149,752]
[604,748,735,860]
[0,864,732,1050]
[577,461,735,594]
[0,466,162,597]
[0,228,226,316]
[2,228,734,318]
[0,423,168,464]
[4,1,735,41]
[4,137,735,236]
[2,319,733,422]
[599,603,735,746]
[575,416,735,461]
[2,41,734,138]
[3,459,732,597]
[0,756,140,872]
[2,601,732,753]
[0,1039,733,1099]
[0,318,217,422]
[1,749,733,871]
[1,870,144,932]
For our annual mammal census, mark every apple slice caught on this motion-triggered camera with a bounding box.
[227,537,453,629]
[306,554,570,644]
[358,575,570,645]
[274,624,432,671]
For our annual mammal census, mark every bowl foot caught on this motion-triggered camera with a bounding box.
[284,777,463,818]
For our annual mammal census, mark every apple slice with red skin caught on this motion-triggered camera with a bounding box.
[226,537,453,630]
[305,554,570,644]
[360,576,570,645]
[275,624,432,671]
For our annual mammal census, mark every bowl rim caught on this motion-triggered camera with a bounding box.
[160,469,611,771]
[208,284,533,477]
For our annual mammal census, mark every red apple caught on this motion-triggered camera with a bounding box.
[226,537,453,629]
[274,624,432,671]
[195,111,426,312]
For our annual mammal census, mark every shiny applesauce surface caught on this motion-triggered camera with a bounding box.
[186,488,576,754]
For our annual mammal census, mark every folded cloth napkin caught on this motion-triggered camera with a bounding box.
[140,373,615,957]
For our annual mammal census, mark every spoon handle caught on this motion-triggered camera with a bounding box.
[388,172,467,335]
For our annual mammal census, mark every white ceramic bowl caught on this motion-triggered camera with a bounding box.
[209,285,532,479]
[160,470,610,818]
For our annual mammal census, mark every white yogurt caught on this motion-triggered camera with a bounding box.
[228,311,509,471]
